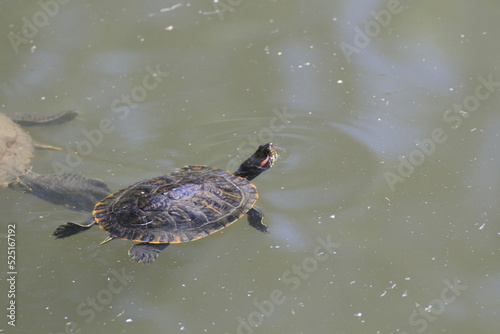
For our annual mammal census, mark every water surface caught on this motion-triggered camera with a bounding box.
[1,1,500,333]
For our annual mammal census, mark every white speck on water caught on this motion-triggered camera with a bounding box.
[478,223,486,230]
[160,3,182,12]
[402,290,408,297]
[329,214,335,219]
[460,110,470,118]
[354,312,362,317]
[125,318,133,323]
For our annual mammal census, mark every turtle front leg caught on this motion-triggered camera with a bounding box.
[247,207,269,234]
[128,243,169,263]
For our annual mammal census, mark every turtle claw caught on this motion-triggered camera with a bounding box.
[128,243,169,263]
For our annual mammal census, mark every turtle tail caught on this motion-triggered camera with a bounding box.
[53,219,95,239]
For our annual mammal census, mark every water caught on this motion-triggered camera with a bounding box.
[1,0,500,333]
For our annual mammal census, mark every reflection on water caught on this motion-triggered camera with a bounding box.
[2,0,500,333]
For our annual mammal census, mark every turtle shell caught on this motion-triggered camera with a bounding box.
[93,166,258,243]
[0,113,34,187]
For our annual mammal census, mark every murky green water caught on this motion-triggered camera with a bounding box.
[1,0,500,333]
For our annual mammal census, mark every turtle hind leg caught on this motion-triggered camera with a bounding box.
[53,218,95,239]
[128,243,169,263]
[247,207,270,234]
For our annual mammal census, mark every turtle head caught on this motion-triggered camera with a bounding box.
[234,143,277,181]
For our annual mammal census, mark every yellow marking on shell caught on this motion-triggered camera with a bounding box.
[200,199,222,215]
[93,207,108,220]
[219,189,240,198]
[186,234,210,242]
[136,234,184,244]
[98,223,110,231]
[94,207,106,214]
[171,235,184,243]
[182,165,206,171]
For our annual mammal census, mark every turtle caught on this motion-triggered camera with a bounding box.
[53,143,277,263]
[1,111,111,211]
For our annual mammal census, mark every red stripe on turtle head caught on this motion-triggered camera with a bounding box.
[259,155,270,167]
